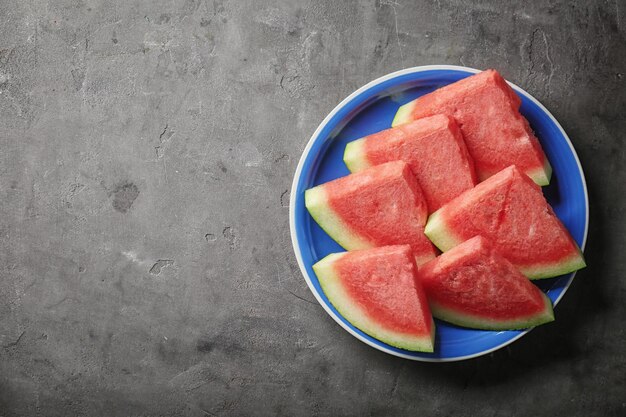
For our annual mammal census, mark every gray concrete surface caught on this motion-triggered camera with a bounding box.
[0,0,624,416]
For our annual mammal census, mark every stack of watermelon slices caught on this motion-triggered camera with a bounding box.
[305,70,586,353]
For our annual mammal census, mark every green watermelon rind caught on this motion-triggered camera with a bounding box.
[313,252,436,352]
[526,157,553,187]
[519,249,587,280]
[305,186,372,250]
[424,209,462,252]
[424,209,587,280]
[430,292,555,331]
[391,101,416,127]
[343,138,371,173]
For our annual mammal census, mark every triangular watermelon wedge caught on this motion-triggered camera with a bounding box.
[313,245,435,352]
[306,161,437,265]
[425,165,585,279]
[418,236,554,330]
[343,114,477,212]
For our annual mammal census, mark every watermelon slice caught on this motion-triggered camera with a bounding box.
[344,114,477,212]
[425,165,586,279]
[418,236,554,330]
[313,245,435,352]
[306,161,437,265]
[392,70,552,186]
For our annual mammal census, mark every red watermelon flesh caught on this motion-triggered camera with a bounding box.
[425,165,585,279]
[392,70,551,186]
[313,245,435,351]
[344,114,477,212]
[418,236,554,330]
[305,161,437,265]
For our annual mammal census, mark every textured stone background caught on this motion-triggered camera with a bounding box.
[0,0,624,416]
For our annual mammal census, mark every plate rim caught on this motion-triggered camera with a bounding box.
[288,65,589,362]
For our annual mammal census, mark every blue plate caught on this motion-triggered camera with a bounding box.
[289,65,589,361]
